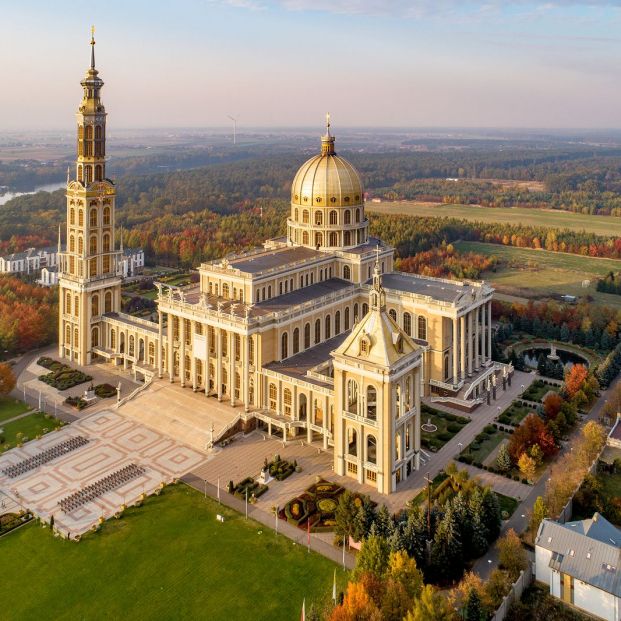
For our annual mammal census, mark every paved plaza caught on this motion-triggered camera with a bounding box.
[0,410,206,538]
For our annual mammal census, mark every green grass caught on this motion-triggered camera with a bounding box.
[521,380,560,403]
[0,396,31,423]
[0,412,63,451]
[368,201,621,237]
[463,428,510,465]
[496,493,519,519]
[496,401,533,427]
[420,404,469,452]
[0,484,344,621]
[453,240,621,307]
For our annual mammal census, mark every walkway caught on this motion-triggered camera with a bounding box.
[457,464,530,501]
[0,408,37,426]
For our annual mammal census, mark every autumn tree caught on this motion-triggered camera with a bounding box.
[0,362,16,396]
[329,581,381,621]
[518,452,536,483]
[529,496,547,537]
[564,363,589,399]
[497,529,528,581]
[508,414,557,462]
[404,585,452,621]
[353,535,390,580]
[543,392,563,420]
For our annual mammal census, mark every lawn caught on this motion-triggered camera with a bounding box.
[420,404,470,452]
[0,396,31,423]
[460,426,511,467]
[0,412,64,451]
[521,379,560,403]
[496,493,519,519]
[368,200,621,237]
[453,241,621,307]
[496,401,534,427]
[0,485,344,621]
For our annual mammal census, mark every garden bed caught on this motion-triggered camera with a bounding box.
[264,454,296,481]
[94,384,117,399]
[496,401,533,427]
[65,396,89,410]
[0,511,33,537]
[229,477,268,501]
[37,357,92,391]
[458,425,511,467]
[420,404,470,452]
[521,379,560,403]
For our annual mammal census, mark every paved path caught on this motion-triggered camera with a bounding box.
[0,408,37,426]
[472,372,620,580]
[457,463,531,500]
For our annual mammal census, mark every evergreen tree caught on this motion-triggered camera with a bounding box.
[481,489,502,542]
[537,353,547,375]
[352,496,377,542]
[464,588,484,621]
[388,521,407,553]
[334,490,358,541]
[451,492,472,557]
[402,506,429,569]
[431,505,463,582]
[560,323,570,342]
[496,443,512,473]
[373,504,394,539]
[469,511,489,558]
[353,534,390,580]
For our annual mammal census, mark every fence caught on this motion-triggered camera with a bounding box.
[17,384,77,424]
[556,453,601,524]
[181,472,356,570]
[490,563,534,621]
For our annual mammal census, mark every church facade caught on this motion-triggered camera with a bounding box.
[58,36,506,494]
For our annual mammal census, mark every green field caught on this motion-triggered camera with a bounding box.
[0,485,343,621]
[453,241,621,306]
[0,396,31,423]
[0,412,64,451]
[368,201,621,237]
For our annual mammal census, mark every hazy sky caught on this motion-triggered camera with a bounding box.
[2,0,621,129]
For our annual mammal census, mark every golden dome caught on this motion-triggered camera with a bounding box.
[291,133,364,209]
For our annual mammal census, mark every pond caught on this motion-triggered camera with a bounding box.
[522,347,589,370]
[0,181,66,206]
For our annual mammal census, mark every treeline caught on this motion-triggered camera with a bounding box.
[0,277,58,354]
[596,271,621,296]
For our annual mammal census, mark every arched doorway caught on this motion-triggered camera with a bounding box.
[299,394,307,422]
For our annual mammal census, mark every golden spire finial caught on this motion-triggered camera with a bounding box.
[91,25,95,41]
[326,112,331,134]
[90,25,96,69]
[321,113,335,155]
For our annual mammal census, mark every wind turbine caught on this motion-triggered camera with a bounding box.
[227,115,239,145]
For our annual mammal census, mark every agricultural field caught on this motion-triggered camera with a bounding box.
[367,200,621,237]
[453,241,621,307]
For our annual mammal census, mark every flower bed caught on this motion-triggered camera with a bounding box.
[279,479,372,533]
[94,383,117,398]
[265,454,296,481]
[38,358,92,391]
[0,511,32,536]
[65,396,89,410]
[231,477,268,501]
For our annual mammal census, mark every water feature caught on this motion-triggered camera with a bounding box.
[0,181,66,206]
[522,346,588,370]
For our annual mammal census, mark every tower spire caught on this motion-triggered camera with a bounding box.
[57,224,62,254]
[321,113,335,156]
[90,25,96,69]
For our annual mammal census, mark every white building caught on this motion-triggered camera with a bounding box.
[117,248,144,278]
[38,265,59,287]
[535,513,621,621]
[0,246,58,275]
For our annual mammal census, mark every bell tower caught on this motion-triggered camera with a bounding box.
[58,28,122,366]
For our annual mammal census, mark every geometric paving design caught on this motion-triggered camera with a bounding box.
[0,410,206,539]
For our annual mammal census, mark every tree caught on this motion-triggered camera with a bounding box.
[496,443,512,473]
[565,363,589,399]
[0,362,16,396]
[480,488,502,542]
[402,506,428,568]
[543,392,563,420]
[508,414,557,462]
[529,443,544,466]
[353,534,390,580]
[484,569,512,610]
[373,505,394,539]
[386,550,423,600]
[431,505,463,582]
[464,588,484,621]
[329,581,381,621]
[518,452,536,483]
[335,491,359,542]
[404,585,451,621]
[529,496,547,536]
[470,511,489,558]
[497,529,527,580]
[580,421,607,464]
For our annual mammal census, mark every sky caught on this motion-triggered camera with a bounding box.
[1,0,621,129]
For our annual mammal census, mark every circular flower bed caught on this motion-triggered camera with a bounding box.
[317,498,337,513]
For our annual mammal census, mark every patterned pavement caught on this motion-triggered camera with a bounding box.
[0,410,206,539]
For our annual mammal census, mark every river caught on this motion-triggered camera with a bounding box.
[0,181,66,206]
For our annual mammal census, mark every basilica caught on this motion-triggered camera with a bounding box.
[58,35,504,494]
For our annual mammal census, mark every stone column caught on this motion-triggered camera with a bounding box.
[487,301,493,364]
[481,303,487,362]
[157,311,163,379]
[467,311,473,376]
[229,331,234,406]
[452,317,459,387]
[204,325,210,396]
[244,335,250,412]
[216,328,222,401]
[191,321,197,391]
[168,313,174,382]
[475,307,480,371]
[180,318,186,387]
[323,394,329,450]
[460,315,466,381]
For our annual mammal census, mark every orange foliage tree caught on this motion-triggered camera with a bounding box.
[564,364,589,400]
[0,362,16,396]
[508,414,557,463]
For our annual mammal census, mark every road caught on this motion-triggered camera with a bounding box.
[473,372,620,579]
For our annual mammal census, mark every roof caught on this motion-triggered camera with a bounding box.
[225,246,325,275]
[377,272,491,305]
[264,332,349,389]
[255,278,352,313]
[536,514,621,597]
[610,416,621,442]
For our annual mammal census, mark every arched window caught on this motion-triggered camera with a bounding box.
[85,125,93,140]
[269,383,277,410]
[89,236,97,255]
[347,379,358,414]
[405,376,412,411]
[394,384,401,418]
[356,208,361,223]
[347,428,357,456]
[389,309,397,322]
[268,285,272,298]
[222,283,229,299]
[249,336,254,364]
[74,296,79,316]
[69,235,75,252]
[315,211,322,225]
[302,231,309,245]
[149,342,155,364]
[235,334,241,361]
[293,328,300,354]
[78,209,84,226]
[65,324,71,344]
[344,231,351,246]
[343,265,351,280]
[315,232,323,247]
[105,291,112,313]
[129,335,135,357]
[304,323,311,349]
[294,208,299,221]
[354,303,359,321]
[299,393,308,421]
[345,307,350,330]
[314,318,321,344]
[403,312,412,336]
[362,303,369,316]
[95,165,103,181]
[91,327,99,348]
[329,210,337,225]
[367,386,377,420]
[65,292,71,313]
[89,257,97,277]
[366,434,377,464]
[85,165,92,184]
[234,372,241,399]
[77,165,83,182]
[74,328,79,347]
[325,315,331,339]
[110,329,116,349]
[78,236,84,255]
[70,208,75,225]
[103,206,111,226]
[302,210,309,224]
[95,125,102,140]
[90,208,97,227]
[281,332,288,360]
[344,210,351,225]
[91,294,99,317]
[418,316,427,341]
[283,388,292,417]
[103,233,110,252]
[335,311,341,335]
[329,232,338,246]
